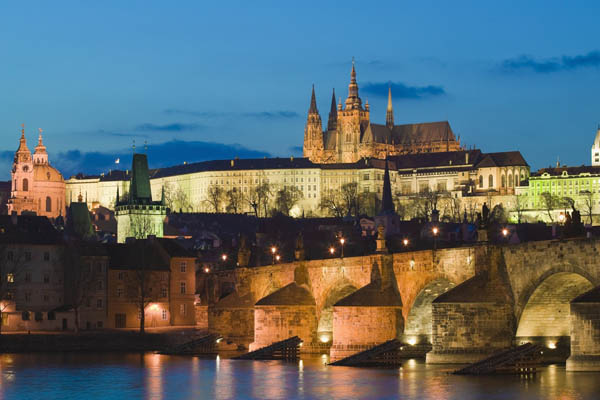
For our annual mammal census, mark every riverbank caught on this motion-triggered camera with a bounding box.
[0,328,207,352]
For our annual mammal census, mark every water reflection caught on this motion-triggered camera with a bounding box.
[0,354,596,399]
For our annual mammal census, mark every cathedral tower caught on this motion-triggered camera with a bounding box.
[337,60,370,163]
[592,125,600,166]
[386,86,394,130]
[302,85,324,161]
[8,126,34,214]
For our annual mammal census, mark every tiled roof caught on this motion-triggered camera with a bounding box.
[533,165,600,177]
[390,150,481,170]
[107,240,170,270]
[0,215,62,245]
[476,152,529,168]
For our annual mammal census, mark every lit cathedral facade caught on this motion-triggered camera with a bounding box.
[303,62,461,163]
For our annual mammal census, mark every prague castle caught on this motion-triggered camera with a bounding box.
[303,61,461,163]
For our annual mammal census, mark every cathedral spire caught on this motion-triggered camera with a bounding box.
[327,88,337,131]
[386,85,394,129]
[379,159,395,215]
[308,84,318,115]
[345,58,362,110]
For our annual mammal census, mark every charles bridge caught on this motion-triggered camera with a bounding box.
[205,237,600,371]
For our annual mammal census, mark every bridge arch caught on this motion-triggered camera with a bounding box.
[404,278,456,345]
[516,271,594,351]
[317,283,358,342]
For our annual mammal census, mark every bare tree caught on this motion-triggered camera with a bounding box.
[440,193,462,222]
[274,186,303,216]
[320,189,345,217]
[540,192,560,222]
[62,242,102,333]
[512,194,526,224]
[340,182,360,217]
[163,182,192,212]
[206,184,224,213]
[128,214,159,240]
[246,182,272,217]
[225,188,244,214]
[579,190,595,224]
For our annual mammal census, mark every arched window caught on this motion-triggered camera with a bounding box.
[508,173,513,187]
[22,178,28,192]
[478,176,483,188]
[515,174,519,187]
[501,175,506,188]
[46,196,52,212]
[488,175,494,188]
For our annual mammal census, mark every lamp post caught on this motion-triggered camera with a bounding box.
[275,254,281,263]
[502,227,509,243]
[402,238,409,248]
[329,247,335,257]
[339,238,345,258]
[432,227,439,251]
[271,246,277,265]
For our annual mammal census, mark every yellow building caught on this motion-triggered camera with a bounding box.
[106,237,196,329]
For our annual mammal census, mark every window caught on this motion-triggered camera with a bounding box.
[43,273,50,284]
[43,252,50,261]
[95,263,102,273]
[21,311,29,321]
[161,287,167,298]
[96,299,103,309]
[180,282,186,294]
[508,174,513,187]
[118,272,125,280]
[180,262,186,273]
[6,274,14,283]
[35,312,43,321]
[488,175,494,188]
[161,309,168,320]
[86,297,91,307]
[22,178,28,192]
[47,311,56,320]
[96,281,103,290]
[45,196,52,212]
[116,288,123,297]
[25,252,31,261]
[180,303,186,316]
[24,292,31,302]
[501,175,506,188]
[97,321,103,328]
[6,251,13,261]
[43,294,49,302]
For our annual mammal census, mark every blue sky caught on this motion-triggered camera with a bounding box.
[1,1,600,178]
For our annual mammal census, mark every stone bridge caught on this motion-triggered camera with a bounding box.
[207,238,600,370]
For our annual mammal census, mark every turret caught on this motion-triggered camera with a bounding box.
[302,85,324,161]
[33,128,48,165]
[592,125,600,166]
[344,59,363,110]
[386,86,394,130]
[327,88,337,132]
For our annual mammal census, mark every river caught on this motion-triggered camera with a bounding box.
[0,353,598,399]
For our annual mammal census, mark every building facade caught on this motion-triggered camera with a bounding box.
[7,127,66,219]
[303,61,461,164]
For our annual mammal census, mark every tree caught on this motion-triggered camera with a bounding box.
[319,189,345,217]
[62,242,103,333]
[512,194,526,224]
[246,182,272,217]
[163,182,192,212]
[340,182,360,217]
[206,184,224,213]
[540,192,560,222]
[409,188,443,221]
[579,190,595,224]
[357,191,380,216]
[440,194,462,222]
[128,214,159,240]
[274,186,303,216]
[225,188,244,214]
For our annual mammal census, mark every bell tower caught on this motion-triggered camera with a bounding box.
[8,125,35,215]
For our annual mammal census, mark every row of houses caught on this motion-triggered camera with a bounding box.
[0,214,196,331]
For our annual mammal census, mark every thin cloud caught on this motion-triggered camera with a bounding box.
[164,109,299,120]
[362,81,445,99]
[135,122,204,132]
[289,145,303,155]
[499,51,600,74]
[47,139,271,178]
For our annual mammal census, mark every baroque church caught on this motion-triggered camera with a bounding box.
[7,126,66,219]
[303,61,461,163]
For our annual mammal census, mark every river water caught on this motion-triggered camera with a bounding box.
[0,353,598,399]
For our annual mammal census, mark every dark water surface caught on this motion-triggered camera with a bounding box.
[0,353,598,399]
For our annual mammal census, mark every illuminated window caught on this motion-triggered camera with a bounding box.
[180,262,186,273]
[6,274,14,283]
[180,282,186,294]
[161,309,168,320]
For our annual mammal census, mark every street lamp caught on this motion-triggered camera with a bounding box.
[271,246,277,264]
[221,254,227,262]
[402,238,409,247]
[329,247,335,256]
[339,238,345,258]
[275,255,281,262]
[432,227,439,252]
[204,267,210,273]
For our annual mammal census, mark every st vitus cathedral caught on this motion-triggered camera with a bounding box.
[303,61,462,163]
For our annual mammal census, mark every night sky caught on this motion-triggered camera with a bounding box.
[1,1,599,179]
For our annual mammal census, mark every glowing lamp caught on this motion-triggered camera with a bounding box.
[320,334,330,343]
[204,267,210,273]
[329,247,335,255]
[271,246,277,254]
[547,342,557,349]
[275,255,281,262]
[502,228,509,237]
[340,238,345,245]
[432,227,439,235]
[221,254,227,261]
[407,337,417,346]
[403,239,409,246]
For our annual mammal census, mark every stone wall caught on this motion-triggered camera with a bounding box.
[208,308,254,345]
[251,305,318,352]
[427,302,514,363]
[567,301,600,371]
[330,306,403,361]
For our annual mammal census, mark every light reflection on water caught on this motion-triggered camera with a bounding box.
[0,353,598,399]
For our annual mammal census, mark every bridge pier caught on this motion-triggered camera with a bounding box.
[567,287,600,371]
[208,291,255,349]
[427,248,515,364]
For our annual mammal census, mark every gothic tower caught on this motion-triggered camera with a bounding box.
[302,85,324,161]
[8,126,35,215]
[327,88,337,132]
[337,60,370,163]
[386,86,394,130]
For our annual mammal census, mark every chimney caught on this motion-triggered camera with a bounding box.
[231,159,235,167]
[290,156,294,162]
[465,152,469,164]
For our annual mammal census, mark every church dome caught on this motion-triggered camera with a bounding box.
[34,164,64,183]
